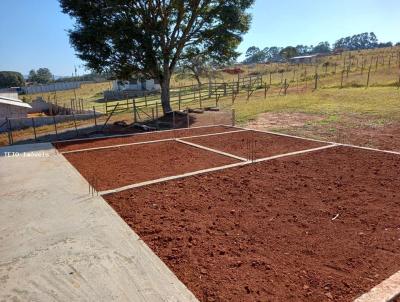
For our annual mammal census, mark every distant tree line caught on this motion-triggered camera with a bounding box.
[54,72,109,83]
[243,32,398,64]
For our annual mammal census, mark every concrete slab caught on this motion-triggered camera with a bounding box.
[354,271,400,302]
[0,143,198,301]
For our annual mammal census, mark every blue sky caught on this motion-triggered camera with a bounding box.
[0,0,399,76]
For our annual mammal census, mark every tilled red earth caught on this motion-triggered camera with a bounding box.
[105,146,400,302]
[64,140,238,191]
[183,130,327,159]
[55,125,236,152]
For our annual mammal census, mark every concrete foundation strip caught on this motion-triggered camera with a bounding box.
[99,144,338,196]
[232,125,400,156]
[353,271,400,302]
[60,129,247,154]
[53,123,232,144]
[175,138,248,161]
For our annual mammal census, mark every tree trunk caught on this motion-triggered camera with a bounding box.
[193,73,202,86]
[160,73,172,114]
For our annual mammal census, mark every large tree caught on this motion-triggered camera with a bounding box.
[0,71,25,89]
[279,46,298,60]
[28,68,53,84]
[60,0,254,113]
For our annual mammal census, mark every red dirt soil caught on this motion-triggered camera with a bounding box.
[184,130,327,159]
[64,140,238,191]
[105,146,400,302]
[54,125,236,152]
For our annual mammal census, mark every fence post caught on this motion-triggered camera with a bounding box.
[155,102,159,130]
[187,107,190,128]
[172,111,175,129]
[178,89,181,111]
[6,118,13,145]
[231,109,235,126]
[314,73,318,90]
[366,66,371,88]
[32,118,37,142]
[133,99,137,123]
[264,82,267,99]
[53,116,58,140]
[93,106,97,127]
[340,70,344,88]
[199,85,202,108]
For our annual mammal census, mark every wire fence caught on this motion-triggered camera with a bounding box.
[0,76,259,146]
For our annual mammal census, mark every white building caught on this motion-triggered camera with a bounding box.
[289,54,319,64]
[0,94,32,120]
[112,78,160,92]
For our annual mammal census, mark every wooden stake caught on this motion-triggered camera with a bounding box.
[32,118,37,141]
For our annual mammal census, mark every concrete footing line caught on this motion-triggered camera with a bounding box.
[60,129,247,154]
[337,143,400,156]
[175,138,248,161]
[61,138,174,154]
[354,271,400,302]
[99,161,248,195]
[231,125,336,144]
[53,124,233,145]
[232,125,400,156]
[253,144,338,163]
[100,144,340,195]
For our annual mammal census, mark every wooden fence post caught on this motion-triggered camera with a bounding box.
[199,84,202,108]
[231,109,235,126]
[340,70,344,88]
[314,73,318,90]
[133,99,137,123]
[155,102,159,130]
[6,118,13,145]
[178,89,181,111]
[186,107,190,128]
[366,66,371,88]
[93,106,97,127]
[53,116,58,140]
[284,79,288,95]
[264,82,267,99]
[32,118,37,142]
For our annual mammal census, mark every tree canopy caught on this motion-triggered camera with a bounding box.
[28,68,53,84]
[0,71,25,89]
[279,46,298,60]
[60,0,254,113]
